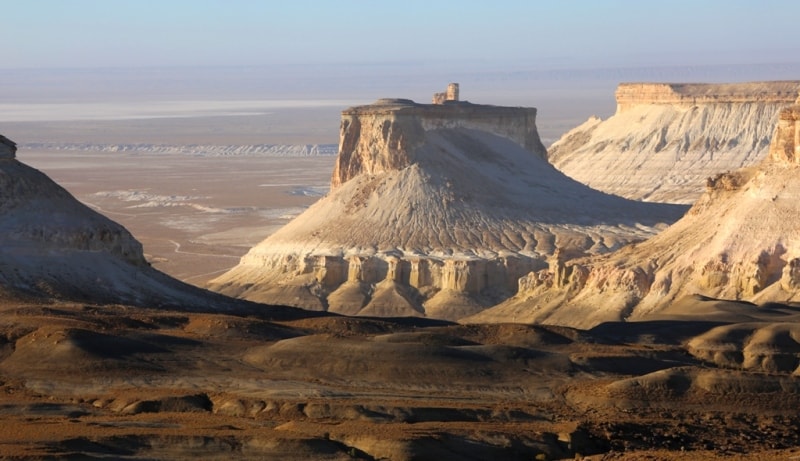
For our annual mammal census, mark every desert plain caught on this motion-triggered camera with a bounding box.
[22,149,335,286]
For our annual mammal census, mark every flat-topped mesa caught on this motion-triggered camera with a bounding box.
[615,81,800,113]
[331,97,545,189]
[0,134,16,159]
[210,87,688,321]
[549,80,800,204]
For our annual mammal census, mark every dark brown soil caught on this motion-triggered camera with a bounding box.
[0,300,798,460]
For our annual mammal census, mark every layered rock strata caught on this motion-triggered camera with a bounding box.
[470,98,800,328]
[549,81,800,204]
[0,134,239,308]
[331,98,545,188]
[209,98,686,320]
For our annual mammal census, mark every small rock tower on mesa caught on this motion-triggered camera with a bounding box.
[432,83,459,104]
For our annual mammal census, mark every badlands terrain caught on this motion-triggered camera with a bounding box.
[472,94,800,328]
[2,299,800,460]
[1,79,800,459]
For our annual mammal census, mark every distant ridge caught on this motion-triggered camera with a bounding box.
[19,143,338,157]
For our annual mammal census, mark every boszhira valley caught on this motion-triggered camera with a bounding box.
[3,2,800,460]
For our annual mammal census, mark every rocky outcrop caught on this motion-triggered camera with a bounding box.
[549,81,800,204]
[0,134,245,309]
[209,97,686,320]
[769,104,800,165]
[470,97,800,328]
[0,135,16,159]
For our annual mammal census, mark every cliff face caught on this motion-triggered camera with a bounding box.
[549,81,800,204]
[769,105,800,165]
[331,99,545,189]
[614,82,800,113]
[209,99,686,320]
[470,98,800,328]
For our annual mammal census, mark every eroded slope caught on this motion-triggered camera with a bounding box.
[549,81,800,204]
[471,101,800,328]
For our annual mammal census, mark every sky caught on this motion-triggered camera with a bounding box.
[3,0,800,70]
[3,0,800,120]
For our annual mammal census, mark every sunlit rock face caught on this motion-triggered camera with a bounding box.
[331,99,545,189]
[471,96,800,328]
[769,104,800,166]
[549,81,800,204]
[209,98,685,320]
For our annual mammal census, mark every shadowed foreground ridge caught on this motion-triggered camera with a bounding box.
[2,298,800,459]
[210,93,686,320]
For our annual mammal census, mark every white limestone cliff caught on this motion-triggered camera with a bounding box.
[470,98,800,328]
[549,81,800,204]
[209,98,686,320]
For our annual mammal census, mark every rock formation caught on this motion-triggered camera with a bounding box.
[0,134,240,308]
[549,81,800,204]
[209,97,686,320]
[0,135,15,159]
[432,82,460,104]
[470,96,800,328]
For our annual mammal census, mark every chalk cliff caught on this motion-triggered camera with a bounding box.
[549,81,800,204]
[0,134,240,308]
[470,97,800,328]
[331,99,545,188]
[209,98,686,320]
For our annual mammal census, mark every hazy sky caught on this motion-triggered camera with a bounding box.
[4,0,800,70]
